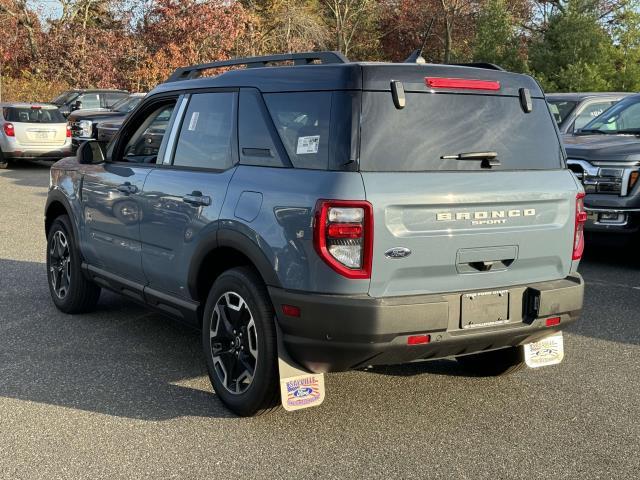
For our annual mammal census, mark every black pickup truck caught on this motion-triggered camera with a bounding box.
[67,93,145,149]
[565,93,640,234]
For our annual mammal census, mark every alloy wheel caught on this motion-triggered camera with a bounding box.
[209,291,259,395]
[49,230,71,299]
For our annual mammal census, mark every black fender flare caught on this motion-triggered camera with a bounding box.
[45,189,81,243]
[186,227,282,301]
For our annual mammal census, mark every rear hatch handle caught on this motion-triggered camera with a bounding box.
[441,151,500,168]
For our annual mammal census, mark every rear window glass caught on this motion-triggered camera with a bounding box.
[359,92,563,172]
[3,107,65,123]
[547,100,577,125]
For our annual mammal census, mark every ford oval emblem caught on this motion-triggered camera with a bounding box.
[385,247,411,259]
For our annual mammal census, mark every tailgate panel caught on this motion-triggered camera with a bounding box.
[363,170,578,297]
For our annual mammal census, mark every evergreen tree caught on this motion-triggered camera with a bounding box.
[529,0,615,92]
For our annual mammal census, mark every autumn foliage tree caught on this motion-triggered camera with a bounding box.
[1,0,640,101]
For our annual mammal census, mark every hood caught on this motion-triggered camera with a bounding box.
[67,109,123,122]
[98,117,126,129]
[563,134,640,162]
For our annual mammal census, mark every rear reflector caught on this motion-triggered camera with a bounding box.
[281,305,301,318]
[425,77,501,91]
[545,317,561,327]
[407,334,431,345]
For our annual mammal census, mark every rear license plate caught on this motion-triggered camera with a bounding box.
[524,332,564,368]
[34,131,50,139]
[461,290,509,329]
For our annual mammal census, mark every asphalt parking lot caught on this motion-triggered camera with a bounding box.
[0,161,638,479]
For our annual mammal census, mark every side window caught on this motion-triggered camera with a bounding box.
[172,92,236,170]
[239,89,288,167]
[78,93,100,110]
[575,102,614,130]
[264,92,331,170]
[120,103,175,163]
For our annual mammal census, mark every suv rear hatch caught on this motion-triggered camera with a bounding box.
[4,106,68,146]
[358,66,580,297]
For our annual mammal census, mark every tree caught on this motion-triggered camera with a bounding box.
[321,0,380,58]
[241,0,329,55]
[135,0,252,89]
[472,0,528,72]
[609,0,640,91]
[529,0,615,91]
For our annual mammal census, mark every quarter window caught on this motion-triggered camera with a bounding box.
[264,92,332,170]
[173,92,236,170]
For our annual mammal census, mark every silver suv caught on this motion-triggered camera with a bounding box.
[1,103,72,168]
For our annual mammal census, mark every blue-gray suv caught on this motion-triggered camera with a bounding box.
[45,52,585,416]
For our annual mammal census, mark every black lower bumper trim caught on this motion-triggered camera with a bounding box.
[269,275,584,373]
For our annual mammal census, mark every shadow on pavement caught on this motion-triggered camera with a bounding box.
[0,258,235,420]
[0,160,55,189]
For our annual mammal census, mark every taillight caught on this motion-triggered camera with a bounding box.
[3,123,15,137]
[425,77,501,91]
[66,124,72,138]
[314,200,373,279]
[573,192,587,260]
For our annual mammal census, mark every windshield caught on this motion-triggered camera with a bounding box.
[51,91,78,106]
[581,97,640,134]
[547,100,577,125]
[359,92,563,172]
[3,107,66,123]
[112,96,143,113]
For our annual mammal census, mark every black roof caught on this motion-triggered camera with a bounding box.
[149,52,543,98]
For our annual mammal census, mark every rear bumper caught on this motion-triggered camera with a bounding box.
[270,274,584,373]
[4,147,72,160]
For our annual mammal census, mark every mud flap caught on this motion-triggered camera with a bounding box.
[276,324,325,412]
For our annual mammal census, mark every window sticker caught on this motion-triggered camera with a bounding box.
[188,111,200,131]
[296,135,320,154]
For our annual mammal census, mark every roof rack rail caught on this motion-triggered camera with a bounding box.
[449,62,505,71]
[167,51,350,82]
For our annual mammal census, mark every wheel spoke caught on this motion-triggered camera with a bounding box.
[209,290,259,395]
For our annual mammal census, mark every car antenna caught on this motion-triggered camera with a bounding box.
[404,17,435,64]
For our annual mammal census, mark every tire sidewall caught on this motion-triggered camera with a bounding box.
[202,268,278,416]
[46,215,83,311]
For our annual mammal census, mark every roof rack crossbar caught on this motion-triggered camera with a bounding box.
[167,51,349,82]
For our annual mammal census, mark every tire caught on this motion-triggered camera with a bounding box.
[46,215,101,314]
[456,346,525,376]
[202,267,280,416]
[0,150,8,169]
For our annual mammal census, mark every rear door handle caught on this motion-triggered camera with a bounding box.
[183,191,211,206]
[117,182,138,194]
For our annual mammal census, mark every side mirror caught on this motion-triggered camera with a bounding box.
[72,100,82,111]
[77,140,105,165]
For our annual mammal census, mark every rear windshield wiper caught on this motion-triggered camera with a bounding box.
[441,151,500,168]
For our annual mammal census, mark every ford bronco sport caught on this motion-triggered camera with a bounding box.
[45,52,585,416]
